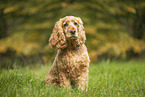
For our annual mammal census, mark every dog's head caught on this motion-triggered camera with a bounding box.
[49,16,86,49]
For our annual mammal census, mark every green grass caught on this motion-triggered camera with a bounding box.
[0,60,145,97]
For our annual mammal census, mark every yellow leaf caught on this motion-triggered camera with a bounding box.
[4,6,16,14]
[127,7,136,14]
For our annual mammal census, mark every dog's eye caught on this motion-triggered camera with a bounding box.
[64,23,68,27]
[74,22,77,25]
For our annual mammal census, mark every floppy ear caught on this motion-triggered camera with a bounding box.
[49,19,67,49]
[73,17,86,47]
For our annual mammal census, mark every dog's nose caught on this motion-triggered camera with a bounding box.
[70,29,76,35]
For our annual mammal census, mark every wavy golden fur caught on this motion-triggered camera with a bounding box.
[45,16,90,90]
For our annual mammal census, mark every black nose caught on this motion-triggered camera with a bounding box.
[70,29,76,35]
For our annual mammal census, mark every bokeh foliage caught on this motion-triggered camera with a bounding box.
[0,0,145,64]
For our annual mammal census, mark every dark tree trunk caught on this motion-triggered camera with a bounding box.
[0,9,7,39]
[133,8,145,40]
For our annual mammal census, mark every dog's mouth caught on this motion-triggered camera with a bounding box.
[67,36,77,39]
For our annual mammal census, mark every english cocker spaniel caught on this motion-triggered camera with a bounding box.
[45,16,90,91]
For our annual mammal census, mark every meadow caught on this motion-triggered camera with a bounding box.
[0,60,145,97]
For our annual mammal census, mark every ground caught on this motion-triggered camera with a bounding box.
[0,60,145,97]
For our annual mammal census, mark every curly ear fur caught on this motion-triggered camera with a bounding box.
[73,17,86,47]
[49,19,67,49]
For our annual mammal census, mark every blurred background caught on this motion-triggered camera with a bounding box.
[0,0,145,67]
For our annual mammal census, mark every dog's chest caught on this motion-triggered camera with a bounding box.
[58,46,89,67]
[57,47,89,78]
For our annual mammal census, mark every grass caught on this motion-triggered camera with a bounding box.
[0,60,145,97]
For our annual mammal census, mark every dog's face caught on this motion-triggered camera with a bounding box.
[62,16,79,39]
[49,16,86,49]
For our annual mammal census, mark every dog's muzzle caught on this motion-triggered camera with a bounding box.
[69,29,78,39]
[70,29,76,35]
